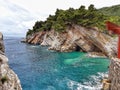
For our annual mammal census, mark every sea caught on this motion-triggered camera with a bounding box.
[4,37,109,90]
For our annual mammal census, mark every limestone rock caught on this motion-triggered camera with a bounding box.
[102,79,111,90]
[0,32,22,90]
[26,25,117,57]
[108,58,120,90]
[0,32,5,53]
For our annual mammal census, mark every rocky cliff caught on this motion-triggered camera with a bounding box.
[102,58,120,90]
[26,25,117,57]
[0,32,22,90]
[108,58,120,90]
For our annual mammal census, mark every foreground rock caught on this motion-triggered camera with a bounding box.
[102,58,120,90]
[26,25,117,57]
[108,58,120,90]
[0,33,22,90]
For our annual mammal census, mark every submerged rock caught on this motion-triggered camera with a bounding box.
[0,33,22,90]
[26,25,117,57]
[21,38,26,43]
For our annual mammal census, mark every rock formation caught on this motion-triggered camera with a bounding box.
[108,58,120,90]
[0,33,22,90]
[26,25,117,57]
[102,58,120,90]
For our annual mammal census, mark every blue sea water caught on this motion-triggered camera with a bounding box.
[4,37,109,90]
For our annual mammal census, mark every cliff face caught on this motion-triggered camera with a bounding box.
[102,58,120,90]
[0,33,22,90]
[108,58,120,90]
[26,25,117,57]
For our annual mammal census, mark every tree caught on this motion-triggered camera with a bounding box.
[26,29,33,36]
[33,21,44,32]
[79,5,85,11]
[88,4,96,11]
[27,4,120,36]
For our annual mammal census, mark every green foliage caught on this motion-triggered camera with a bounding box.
[99,5,120,16]
[33,21,45,32]
[52,22,65,32]
[108,16,120,25]
[88,4,96,11]
[1,76,8,84]
[26,29,33,36]
[98,4,120,32]
[26,4,120,36]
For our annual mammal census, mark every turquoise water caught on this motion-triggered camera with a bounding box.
[4,37,109,90]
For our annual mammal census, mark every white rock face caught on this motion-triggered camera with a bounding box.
[0,33,22,90]
[26,25,117,57]
[108,58,120,90]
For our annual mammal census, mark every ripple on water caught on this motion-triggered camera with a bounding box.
[4,37,109,90]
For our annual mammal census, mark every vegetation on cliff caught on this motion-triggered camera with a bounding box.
[99,4,120,16]
[98,4,120,28]
[27,4,120,36]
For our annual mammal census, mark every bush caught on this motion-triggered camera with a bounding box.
[1,76,8,84]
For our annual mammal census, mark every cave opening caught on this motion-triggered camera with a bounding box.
[75,45,81,51]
